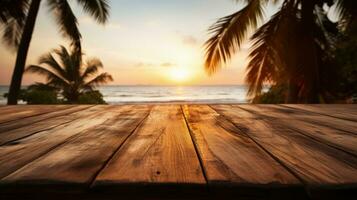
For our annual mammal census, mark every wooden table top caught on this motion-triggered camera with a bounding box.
[0,104,356,200]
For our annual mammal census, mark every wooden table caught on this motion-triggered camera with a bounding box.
[0,104,356,200]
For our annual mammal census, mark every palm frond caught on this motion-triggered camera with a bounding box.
[335,0,357,29]
[0,0,29,23]
[29,46,112,103]
[76,0,109,24]
[53,45,77,81]
[47,78,70,89]
[204,0,264,74]
[246,0,299,97]
[246,23,277,96]
[47,0,82,52]
[38,52,68,80]
[84,72,113,87]
[26,65,69,85]
[1,17,25,49]
[81,58,103,79]
[0,0,29,49]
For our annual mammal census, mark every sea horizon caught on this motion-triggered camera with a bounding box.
[0,85,253,105]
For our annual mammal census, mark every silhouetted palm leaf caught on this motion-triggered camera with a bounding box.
[0,0,29,49]
[246,0,299,97]
[76,0,109,24]
[82,58,104,79]
[204,0,265,74]
[335,0,357,28]
[26,65,69,86]
[47,0,82,52]
[26,46,113,103]
[5,0,110,104]
[205,0,354,103]
[0,0,29,23]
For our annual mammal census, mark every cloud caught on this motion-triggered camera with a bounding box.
[175,31,199,46]
[181,35,198,45]
[134,62,153,68]
[160,62,175,67]
[134,62,175,68]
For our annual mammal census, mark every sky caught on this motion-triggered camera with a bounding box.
[0,0,278,86]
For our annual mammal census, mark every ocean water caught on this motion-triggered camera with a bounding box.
[0,85,249,104]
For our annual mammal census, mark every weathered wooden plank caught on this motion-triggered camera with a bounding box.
[283,104,357,122]
[94,105,205,188]
[0,105,92,133]
[0,105,73,124]
[0,105,123,179]
[238,105,357,155]
[0,106,104,146]
[212,105,357,185]
[256,105,357,134]
[182,105,299,185]
[1,105,150,191]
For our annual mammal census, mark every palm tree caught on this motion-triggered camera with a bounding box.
[26,45,113,103]
[6,0,109,105]
[0,0,28,23]
[0,0,29,48]
[204,0,357,103]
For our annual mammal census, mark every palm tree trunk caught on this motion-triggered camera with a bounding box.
[7,0,41,105]
[286,80,298,103]
[301,0,319,103]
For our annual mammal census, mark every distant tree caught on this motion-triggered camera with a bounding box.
[22,83,60,104]
[5,0,110,105]
[26,46,113,104]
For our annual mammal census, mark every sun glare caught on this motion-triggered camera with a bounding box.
[169,68,190,82]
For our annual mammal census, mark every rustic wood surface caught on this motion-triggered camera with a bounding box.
[0,104,356,200]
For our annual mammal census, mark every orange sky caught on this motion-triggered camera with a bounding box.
[0,0,278,86]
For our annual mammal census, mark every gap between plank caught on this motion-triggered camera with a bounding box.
[88,106,153,188]
[0,106,115,179]
[0,106,96,146]
[277,105,357,135]
[0,106,77,125]
[279,104,357,123]
[237,105,357,158]
[1,126,90,179]
[208,105,307,187]
[180,105,209,185]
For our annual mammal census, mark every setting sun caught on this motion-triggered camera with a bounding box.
[169,68,191,82]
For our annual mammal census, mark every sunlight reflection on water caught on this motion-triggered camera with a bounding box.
[0,85,256,104]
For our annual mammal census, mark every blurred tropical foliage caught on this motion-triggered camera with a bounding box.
[22,45,113,104]
[205,0,357,103]
[1,0,109,104]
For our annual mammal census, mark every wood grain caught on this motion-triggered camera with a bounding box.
[238,105,357,155]
[94,105,205,187]
[0,105,73,124]
[212,105,357,185]
[2,105,150,189]
[0,106,94,145]
[0,105,91,133]
[0,104,356,199]
[0,105,121,179]
[284,104,357,122]
[257,105,357,134]
[182,105,299,185]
